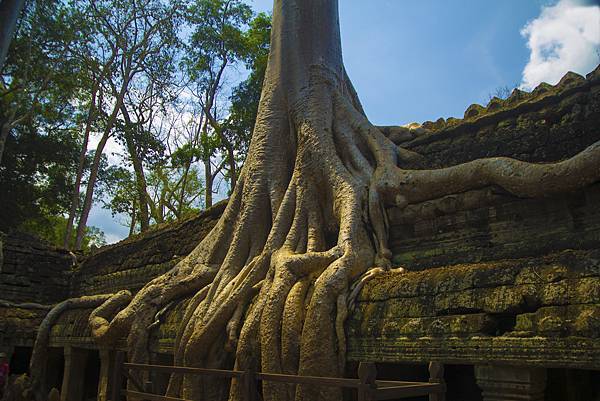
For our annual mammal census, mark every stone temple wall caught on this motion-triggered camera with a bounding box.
[344,68,600,369]
[0,232,72,304]
[68,201,225,297]
[386,68,600,269]
[0,232,72,348]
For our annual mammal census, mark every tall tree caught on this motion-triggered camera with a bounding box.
[62,3,120,248]
[72,0,182,248]
[183,0,253,207]
[111,5,180,232]
[27,2,600,401]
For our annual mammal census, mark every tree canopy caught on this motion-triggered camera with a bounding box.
[0,0,271,249]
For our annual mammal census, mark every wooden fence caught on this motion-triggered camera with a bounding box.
[110,351,446,401]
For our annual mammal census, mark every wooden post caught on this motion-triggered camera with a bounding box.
[358,362,377,401]
[429,362,445,401]
[110,351,125,401]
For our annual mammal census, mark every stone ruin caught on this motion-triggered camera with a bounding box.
[1,67,599,401]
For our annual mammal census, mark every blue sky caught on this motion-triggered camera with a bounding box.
[90,0,600,244]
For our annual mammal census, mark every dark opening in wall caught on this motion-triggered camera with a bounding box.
[376,362,430,401]
[546,368,600,401]
[45,347,64,393]
[443,364,481,401]
[83,349,100,401]
[345,362,483,401]
[346,362,430,401]
[9,346,31,375]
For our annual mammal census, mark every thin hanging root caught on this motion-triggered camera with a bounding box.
[228,274,273,401]
[281,278,310,376]
[347,267,405,314]
[261,269,296,401]
[148,300,176,332]
[165,286,212,397]
[175,285,212,350]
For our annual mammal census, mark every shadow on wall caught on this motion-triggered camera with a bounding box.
[8,347,31,376]
[83,350,100,401]
[546,369,600,401]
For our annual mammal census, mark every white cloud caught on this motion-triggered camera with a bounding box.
[520,0,600,90]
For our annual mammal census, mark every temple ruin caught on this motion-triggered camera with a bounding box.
[1,67,599,401]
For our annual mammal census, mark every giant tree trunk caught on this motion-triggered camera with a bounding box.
[24,1,599,401]
[0,118,11,167]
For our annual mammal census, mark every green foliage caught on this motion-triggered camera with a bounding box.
[20,214,106,251]
[0,126,79,230]
[101,167,138,219]
[0,0,270,245]
[184,0,253,84]
[101,163,205,233]
[182,2,271,194]
[0,0,85,232]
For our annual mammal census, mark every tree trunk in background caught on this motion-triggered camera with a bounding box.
[203,155,212,208]
[75,76,130,249]
[64,82,100,249]
[121,105,150,232]
[129,202,137,236]
[0,108,16,167]
[0,118,11,167]
[226,142,236,192]
[0,0,26,72]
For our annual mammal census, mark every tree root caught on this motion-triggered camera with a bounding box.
[29,294,118,401]
[76,72,599,401]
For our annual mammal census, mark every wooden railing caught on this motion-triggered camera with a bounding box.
[110,351,446,401]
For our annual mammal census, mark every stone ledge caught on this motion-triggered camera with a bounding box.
[347,337,600,369]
